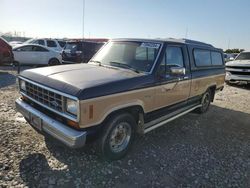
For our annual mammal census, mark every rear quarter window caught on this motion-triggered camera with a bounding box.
[194,49,211,66]
[211,52,223,65]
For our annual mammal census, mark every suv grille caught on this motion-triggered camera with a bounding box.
[25,81,63,112]
[226,66,250,76]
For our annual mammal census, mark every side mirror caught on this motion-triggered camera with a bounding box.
[170,67,185,76]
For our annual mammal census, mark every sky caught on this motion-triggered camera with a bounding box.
[0,0,250,50]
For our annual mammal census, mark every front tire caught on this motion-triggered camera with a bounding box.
[97,113,136,161]
[48,58,60,66]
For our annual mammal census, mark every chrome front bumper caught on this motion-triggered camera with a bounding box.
[225,72,250,82]
[15,98,87,148]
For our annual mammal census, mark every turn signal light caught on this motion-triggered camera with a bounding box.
[67,120,80,129]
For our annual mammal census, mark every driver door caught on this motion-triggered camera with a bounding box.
[155,45,191,110]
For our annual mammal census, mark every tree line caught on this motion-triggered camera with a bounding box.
[224,49,245,54]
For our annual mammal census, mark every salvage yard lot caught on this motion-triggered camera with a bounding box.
[0,66,250,187]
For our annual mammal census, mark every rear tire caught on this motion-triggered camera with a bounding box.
[48,58,60,66]
[96,113,136,161]
[196,90,212,114]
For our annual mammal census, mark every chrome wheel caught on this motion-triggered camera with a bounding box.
[109,122,131,153]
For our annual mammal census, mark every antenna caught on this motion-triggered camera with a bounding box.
[82,0,85,39]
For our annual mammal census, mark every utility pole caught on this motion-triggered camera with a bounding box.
[82,0,85,39]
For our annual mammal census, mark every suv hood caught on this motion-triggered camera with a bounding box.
[20,63,148,99]
[226,60,250,67]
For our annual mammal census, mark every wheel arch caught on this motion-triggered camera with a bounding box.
[48,57,61,65]
[101,104,145,134]
[207,84,216,102]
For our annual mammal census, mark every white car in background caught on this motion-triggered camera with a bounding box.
[9,41,23,47]
[225,51,250,84]
[13,44,62,65]
[25,38,66,52]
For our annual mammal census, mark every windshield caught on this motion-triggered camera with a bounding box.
[25,39,35,44]
[90,41,161,73]
[235,52,250,60]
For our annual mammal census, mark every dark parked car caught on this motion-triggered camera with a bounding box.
[62,40,106,64]
[0,37,13,65]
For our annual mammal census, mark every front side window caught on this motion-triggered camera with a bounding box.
[194,49,212,66]
[235,52,250,60]
[166,46,184,68]
[90,41,161,73]
[15,45,33,51]
[32,46,48,52]
[47,40,57,47]
[159,46,185,75]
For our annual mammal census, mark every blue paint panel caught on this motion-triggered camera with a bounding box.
[191,68,225,79]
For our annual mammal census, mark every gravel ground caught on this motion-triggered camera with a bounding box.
[0,66,250,187]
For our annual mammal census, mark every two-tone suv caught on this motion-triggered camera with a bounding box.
[16,38,225,160]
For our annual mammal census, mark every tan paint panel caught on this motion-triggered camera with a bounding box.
[79,87,156,127]
[79,73,225,128]
[155,80,191,109]
[190,74,225,97]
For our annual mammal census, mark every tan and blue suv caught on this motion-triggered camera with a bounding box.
[16,38,225,160]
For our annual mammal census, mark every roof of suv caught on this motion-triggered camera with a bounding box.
[111,38,215,48]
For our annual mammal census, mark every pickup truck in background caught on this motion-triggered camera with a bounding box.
[225,51,250,84]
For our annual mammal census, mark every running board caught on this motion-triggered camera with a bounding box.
[144,105,202,134]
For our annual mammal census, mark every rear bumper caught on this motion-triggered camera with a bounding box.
[15,98,87,148]
[225,72,250,82]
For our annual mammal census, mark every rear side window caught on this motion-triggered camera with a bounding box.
[47,40,57,47]
[37,40,45,45]
[211,52,223,65]
[194,49,211,66]
[83,42,96,51]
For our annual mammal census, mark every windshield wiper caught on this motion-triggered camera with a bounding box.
[89,60,102,66]
[109,61,140,73]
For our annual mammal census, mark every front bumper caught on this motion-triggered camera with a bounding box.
[225,72,250,83]
[15,98,87,148]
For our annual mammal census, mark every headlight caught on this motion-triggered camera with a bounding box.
[66,98,78,116]
[20,80,26,91]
